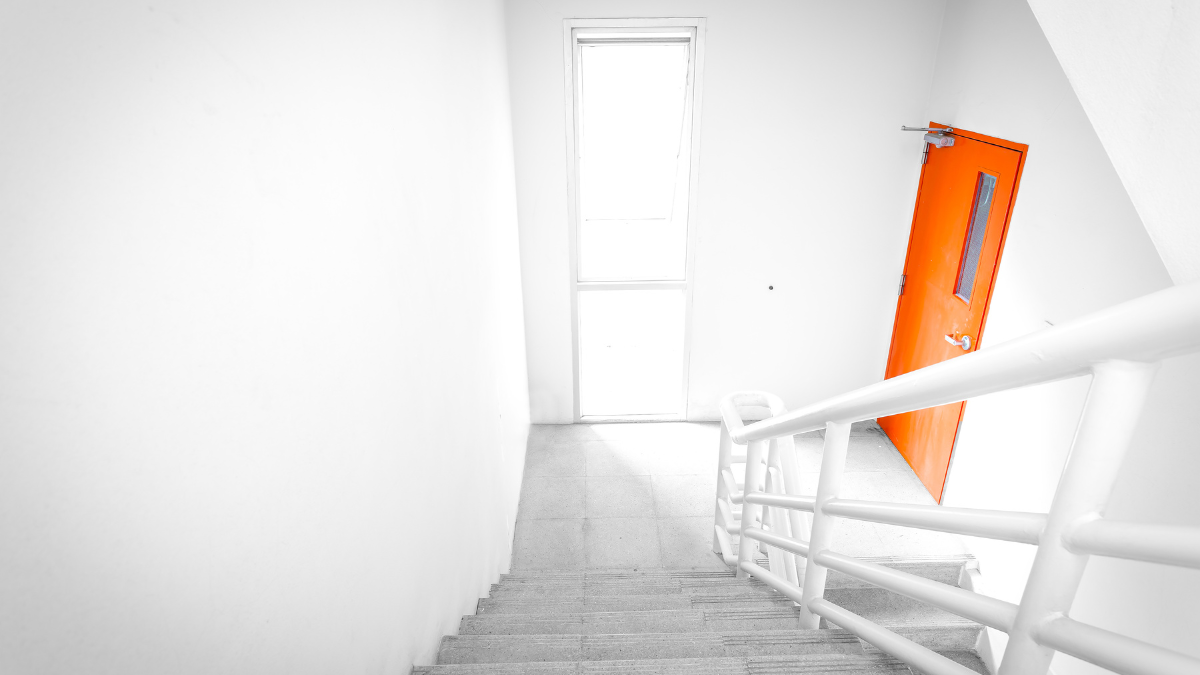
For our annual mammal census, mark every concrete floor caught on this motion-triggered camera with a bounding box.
[511,421,970,571]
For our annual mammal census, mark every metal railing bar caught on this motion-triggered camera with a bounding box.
[736,439,771,578]
[825,498,1047,545]
[720,468,744,504]
[720,391,787,442]
[743,492,816,512]
[998,361,1159,674]
[713,524,737,566]
[798,421,851,629]
[771,434,811,583]
[760,501,790,579]
[743,527,810,557]
[814,550,1018,632]
[731,283,1200,444]
[806,597,981,675]
[743,492,1046,544]
[717,498,740,534]
[738,559,804,604]
[762,464,798,582]
[1064,518,1200,570]
[1033,614,1200,675]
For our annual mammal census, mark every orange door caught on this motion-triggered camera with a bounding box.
[879,125,1026,502]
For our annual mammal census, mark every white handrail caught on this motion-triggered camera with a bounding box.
[1034,615,1200,675]
[742,527,809,557]
[1064,518,1200,569]
[710,280,1200,675]
[824,499,1048,545]
[743,492,815,512]
[732,281,1200,444]
[743,493,1047,544]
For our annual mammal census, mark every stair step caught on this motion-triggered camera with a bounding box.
[479,592,795,614]
[493,557,970,597]
[828,557,969,588]
[823,587,979,629]
[459,607,806,636]
[457,608,979,650]
[438,629,864,664]
[481,586,973,623]
[487,576,777,595]
[497,555,970,581]
[424,653,912,673]
[499,570,738,581]
[829,617,982,653]
[415,652,989,674]
[477,588,978,645]
[930,650,990,674]
[422,555,987,674]
[488,579,780,599]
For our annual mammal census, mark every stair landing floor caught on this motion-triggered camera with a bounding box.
[513,421,971,571]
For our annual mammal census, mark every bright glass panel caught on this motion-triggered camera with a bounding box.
[955,172,997,302]
[578,43,691,280]
[578,290,685,416]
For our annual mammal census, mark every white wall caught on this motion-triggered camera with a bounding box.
[1027,0,1200,284]
[505,0,947,422]
[0,2,530,674]
[927,1,1200,671]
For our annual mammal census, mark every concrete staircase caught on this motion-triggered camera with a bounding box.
[413,556,990,674]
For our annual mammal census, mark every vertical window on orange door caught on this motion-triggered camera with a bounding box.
[955,172,997,302]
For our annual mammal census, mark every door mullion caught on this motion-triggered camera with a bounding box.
[578,280,687,291]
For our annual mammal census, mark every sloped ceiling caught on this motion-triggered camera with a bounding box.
[1026,0,1200,283]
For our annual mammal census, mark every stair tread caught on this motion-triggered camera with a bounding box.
[494,560,970,596]
[486,583,783,600]
[467,606,980,626]
[445,626,978,641]
[489,585,773,598]
[461,607,814,635]
[439,629,864,664]
[444,624,984,658]
[424,653,913,673]
[480,587,979,619]
[500,555,971,579]
[473,590,980,632]
[427,557,987,673]
[478,593,795,614]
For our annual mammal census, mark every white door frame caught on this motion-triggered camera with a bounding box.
[561,17,707,422]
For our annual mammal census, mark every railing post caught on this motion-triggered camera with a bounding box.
[737,438,769,578]
[998,360,1159,675]
[767,440,800,584]
[775,434,811,581]
[762,465,788,578]
[713,421,734,555]
[799,420,851,628]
